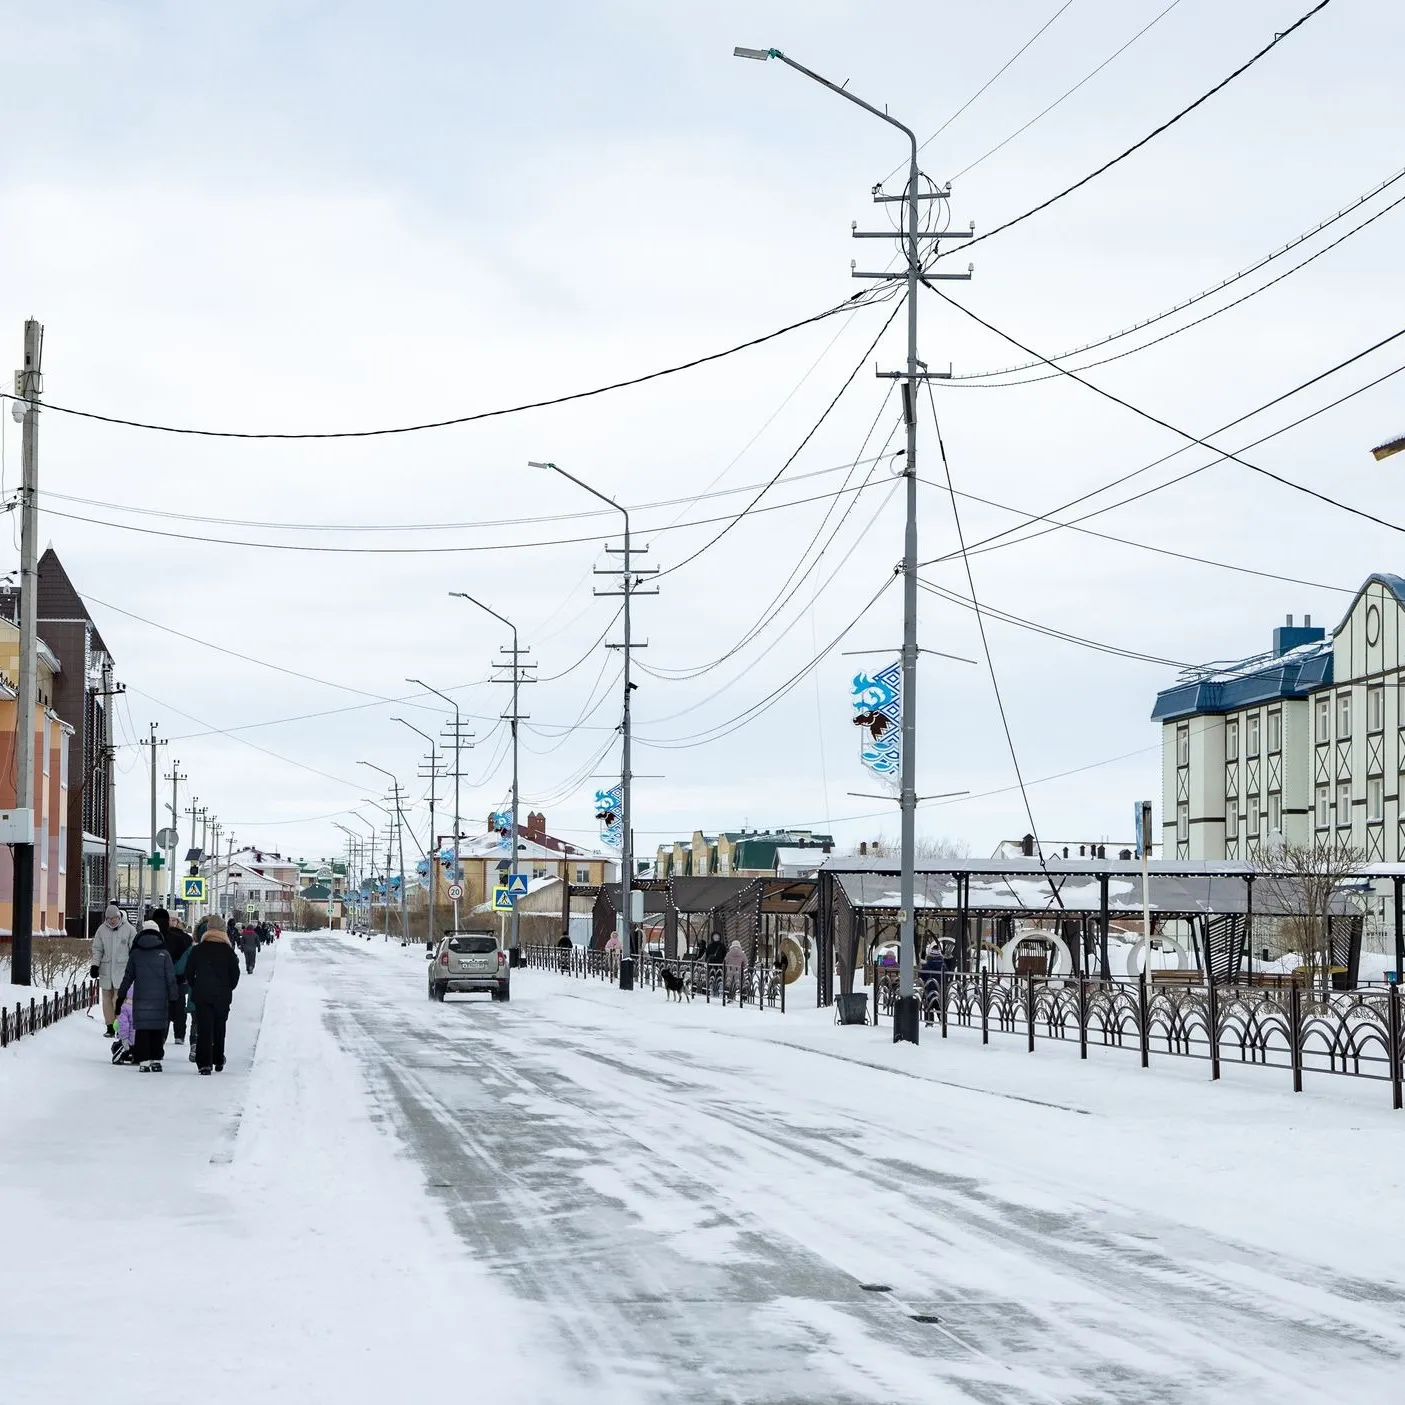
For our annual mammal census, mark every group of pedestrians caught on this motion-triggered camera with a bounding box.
[91,904,260,1075]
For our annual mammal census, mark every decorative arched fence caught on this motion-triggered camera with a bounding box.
[1,980,100,1049]
[521,945,786,1012]
[874,970,1405,1109]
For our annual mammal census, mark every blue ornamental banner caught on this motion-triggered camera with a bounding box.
[594,785,623,850]
[490,810,512,852]
[851,661,902,778]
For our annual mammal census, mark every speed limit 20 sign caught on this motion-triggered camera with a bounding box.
[447,883,464,901]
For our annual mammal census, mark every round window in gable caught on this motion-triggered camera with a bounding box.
[1366,603,1381,647]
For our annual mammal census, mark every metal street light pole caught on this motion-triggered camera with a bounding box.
[733,44,960,1045]
[353,810,380,931]
[360,764,408,942]
[409,678,470,931]
[449,593,533,967]
[529,461,657,991]
[394,716,441,947]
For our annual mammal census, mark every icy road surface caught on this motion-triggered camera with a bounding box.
[4,933,1404,1404]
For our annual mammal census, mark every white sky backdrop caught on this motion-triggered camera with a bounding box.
[0,0,1402,867]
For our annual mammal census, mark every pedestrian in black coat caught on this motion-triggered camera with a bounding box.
[115,922,178,1070]
[186,916,242,1074]
[152,907,193,1045]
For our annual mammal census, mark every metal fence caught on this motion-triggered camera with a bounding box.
[520,946,786,1012]
[872,971,1405,1110]
[1,980,99,1049]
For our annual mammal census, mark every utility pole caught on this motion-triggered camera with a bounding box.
[224,831,235,918]
[733,44,973,1043]
[395,716,446,946]
[140,725,166,917]
[597,523,657,990]
[409,679,473,932]
[97,666,125,909]
[448,596,536,965]
[165,761,187,908]
[530,463,657,990]
[9,319,42,984]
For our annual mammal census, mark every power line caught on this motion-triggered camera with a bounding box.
[638,574,895,749]
[655,298,906,582]
[35,450,899,535]
[948,175,1405,385]
[918,578,1191,668]
[3,287,894,440]
[926,382,1053,869]
[919,343,1405,569]
[945,0,1186,185]
[36,471,899,556]
[934,0,1334,263]
[915,474,1353,596]
[887,0,1077,179]
[925,283,1405,535]
[640,399,901,680]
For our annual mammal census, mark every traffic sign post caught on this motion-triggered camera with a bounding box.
[492,886,513,912]
[506,873,529,898]
[447,883,464,902]
[182,875,207,902]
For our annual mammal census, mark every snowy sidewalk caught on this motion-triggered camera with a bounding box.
[0,941,557,1405]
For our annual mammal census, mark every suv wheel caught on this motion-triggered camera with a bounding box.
[497,983,510,1004]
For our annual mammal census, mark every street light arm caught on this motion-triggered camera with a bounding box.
[392,716,436,749]
[734,47,918,165]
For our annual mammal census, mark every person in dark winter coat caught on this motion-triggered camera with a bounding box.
[238,921,259,974]
[186,915,241,1074]
[152,908,193,1045]
[114,921,178,1071]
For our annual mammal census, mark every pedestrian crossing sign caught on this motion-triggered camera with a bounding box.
[492,886,513,911]
[506,873,529,897]
[182,876,207,901]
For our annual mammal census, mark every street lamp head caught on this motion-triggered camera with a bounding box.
[1372,433,1405,463]
[526,460,556,471]
[733,46,778,60]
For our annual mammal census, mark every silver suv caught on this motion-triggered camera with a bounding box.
[429,931,510,1002]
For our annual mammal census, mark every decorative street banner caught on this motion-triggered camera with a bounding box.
[490,810,512,852]
[851,661,902,779]
[594,785,623,850]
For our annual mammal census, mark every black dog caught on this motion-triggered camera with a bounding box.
[661,968,691,1002]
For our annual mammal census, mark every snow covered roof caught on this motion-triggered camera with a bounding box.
[826,865,1357,917]
[458,835,611,864]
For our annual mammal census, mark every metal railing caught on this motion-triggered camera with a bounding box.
[869,970,1405,1110]
[520,946,786,1012]
[1,980,99,1049]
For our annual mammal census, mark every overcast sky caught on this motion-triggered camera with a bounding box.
[1,0,1402,868]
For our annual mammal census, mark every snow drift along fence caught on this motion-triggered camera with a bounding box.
[873,970,1405,1110]
[1,980,100,1049]
[521,946,785,1012]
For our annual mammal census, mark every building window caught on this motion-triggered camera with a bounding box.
[1246,794,1260,836]
[1176,725,1189,767]
[1225,719,1239,762]
[1267,709,1282,754]
[1316,784,1330,829]
[1368,684,1385,734]
[1226,796,1239,834]
[1246,713,1260,758]
[1337,780,1352,825]
[1176,802,1189,844]
[1368,776,1385,823]
[1338,692,1352,739]
[1316,696,1330,742]
[531,866,548,880]
[575,866,589,884]
[1267,792,1281,835]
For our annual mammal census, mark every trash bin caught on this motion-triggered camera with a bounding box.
[835,992,869,1026]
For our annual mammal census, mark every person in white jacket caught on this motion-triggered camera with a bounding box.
[90,904,136,1037]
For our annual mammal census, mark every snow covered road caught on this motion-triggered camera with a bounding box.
[4,932,1403,1404]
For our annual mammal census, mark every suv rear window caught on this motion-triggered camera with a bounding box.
[447,936,497,954]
